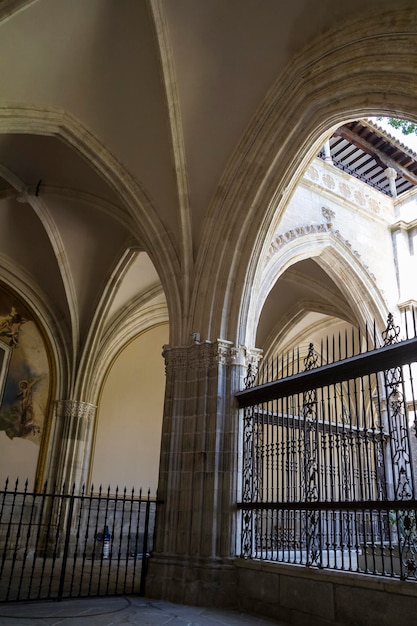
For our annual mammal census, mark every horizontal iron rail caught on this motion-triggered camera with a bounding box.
[0,489,162,503]
[236,336,417,408]
[237,500,417,512]
[247,410,382,435]
[0,484,162,603]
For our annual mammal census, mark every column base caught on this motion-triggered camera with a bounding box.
[145,553,238,608]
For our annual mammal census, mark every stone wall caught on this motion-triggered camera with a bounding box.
[235,559,417,626]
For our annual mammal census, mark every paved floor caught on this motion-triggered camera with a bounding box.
[0,596,289,625]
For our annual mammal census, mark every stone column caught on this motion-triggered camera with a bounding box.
[146,340,261,607]
[398,302,417,490]
[392,222,414,304]
[385,166,397,199]
[47,400,96,491]
[323,139,333,165]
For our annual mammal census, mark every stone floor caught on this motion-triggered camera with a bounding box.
[0,596,289,625]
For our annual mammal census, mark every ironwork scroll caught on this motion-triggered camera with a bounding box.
[241,363,261,557]
[302,343,321,566]
[383,313,417,578]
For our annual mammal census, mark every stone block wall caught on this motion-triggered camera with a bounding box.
[234,559,417,626]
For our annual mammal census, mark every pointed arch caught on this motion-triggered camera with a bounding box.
[0,105,182,342]
[244,231,389,348]
[191,4,417,345]
[0,256,67,397]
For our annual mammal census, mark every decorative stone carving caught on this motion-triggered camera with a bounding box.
[267,222,378,285]
[307,165,319,181]
[163,340,239,373]
[162,345,188,371]
[322,173,336,189]
[55,400,96,439]
[56,400,96,423]
[338,182,351,198]
[244,347,263,374]
[321,206,335,224]
[332,230,377,281]
[268,222,332,258]
[216,340,238,365]
[304,157,394,220]
[51,400,97,490]
[354,190,365,206]
[368,198,381,214]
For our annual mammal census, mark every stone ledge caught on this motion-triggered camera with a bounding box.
[233,557,417,597]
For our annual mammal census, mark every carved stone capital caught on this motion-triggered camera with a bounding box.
[55,400,96,424]
[162,345,188,371]
[163,340,240,373]
[215,339,237,365]
[243,347,263,373]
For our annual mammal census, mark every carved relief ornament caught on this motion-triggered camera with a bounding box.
[163,340,240,373]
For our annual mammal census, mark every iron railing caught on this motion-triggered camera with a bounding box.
[0,481,159,602]
[237,312,417,580]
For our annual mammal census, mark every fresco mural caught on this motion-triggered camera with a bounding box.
[0,289,50,448]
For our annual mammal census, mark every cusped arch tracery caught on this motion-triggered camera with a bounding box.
[245,230,389,350]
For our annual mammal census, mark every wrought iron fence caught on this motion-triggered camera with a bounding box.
[237,311,417,580]
[0,481,159,602]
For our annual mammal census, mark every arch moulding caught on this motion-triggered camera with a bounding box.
[0,104,182,343]
[190,5,417,348]
[244,231,389,349]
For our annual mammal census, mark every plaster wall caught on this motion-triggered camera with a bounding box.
[90,323,168,494]
[266,159,399,314]
[0,431,38,488]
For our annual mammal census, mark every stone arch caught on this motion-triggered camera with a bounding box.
[0,107,177,488]
[89,319,169,493]
[245,232,389,350]
[0,105,182,343]
[84,291,168,405]
[191,4,417,347]
[0,258,65,398]
[0,275,57,486]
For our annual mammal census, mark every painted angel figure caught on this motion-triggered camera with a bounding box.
[0,307,27,347]
[17,378,37,433]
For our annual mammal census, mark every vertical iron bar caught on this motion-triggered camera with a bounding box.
[47,484,67,598]
[105,486,119,594]
[139,491,151,596]
[382,313,415,580]
[352,375,364,501]
[123,487,135,593]
[28,483,47,600]
[131,489,142,593]
[17,485,37,600]
[77,484,91,596]
[96,485,108,596]
[6,479,29,601]
[115,487,127,593]
[57,489,75,601]
[88,485,103,596]
[0,478,19,585]
[302,343,320,566]
[70,484,84,597]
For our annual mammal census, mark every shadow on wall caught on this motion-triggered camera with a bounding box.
[90,323,169,495]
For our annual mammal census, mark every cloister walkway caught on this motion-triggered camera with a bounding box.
[0,596,289,625]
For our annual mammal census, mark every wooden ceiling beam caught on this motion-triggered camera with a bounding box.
[334,126,417,186]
